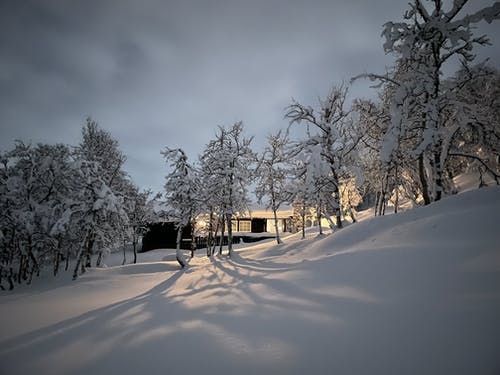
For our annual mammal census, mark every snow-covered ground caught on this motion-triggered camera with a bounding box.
[1,186,500,374]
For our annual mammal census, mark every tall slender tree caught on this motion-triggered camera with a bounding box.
[162,148,199,268]
[199,122,255,257]
[255,131,293,244]
[286,84,362,229]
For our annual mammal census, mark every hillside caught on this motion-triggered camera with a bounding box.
[1,187,500,375]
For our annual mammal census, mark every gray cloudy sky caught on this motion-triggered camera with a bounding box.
[1,0,499,193]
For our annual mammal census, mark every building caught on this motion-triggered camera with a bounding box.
[228,208,295,234]
[141,222,193,252]
[141,208,296,252]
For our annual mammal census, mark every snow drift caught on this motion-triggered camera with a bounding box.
[1,187,499,375]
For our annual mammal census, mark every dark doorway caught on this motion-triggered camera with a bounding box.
[141,222,193,252]
[251,218,267,233]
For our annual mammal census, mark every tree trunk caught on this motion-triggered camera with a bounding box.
[85,245,92,267]
[176,226,188,268]
[27,262,36,285]
[219,217,225,255]
[0,265,6,291]
[207,211,214,257]
[350,207,357,223]
[331,172,343,229]
[73,247,85,280]
[380,175,387,215]
[53,251,60,277]
[26,241,40,285]
[8,267,14,290]
[132,236,138,264]
[85,251,91,267]
[433,147,443,201]
[324,214,336,229]
[394,164,399,214]
[377,173,388,216]
[334,191,342,229]
[212,217,219,256]
[84,232,94,269]
[17,254,24,284]
[122,239,127,265]
[301,204,306,240]
[419,153,431,205]
[96,251,103,267]
[317,204,323,235]
[190,219,196,259]
[272,206,282,244]
[394,185,399,214]
[226,213,233,257]
[65,247,71,271]
[53,237,62,276]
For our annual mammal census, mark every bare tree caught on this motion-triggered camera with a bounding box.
[355,1,500,204]
[162,148,199,268]
[198,122,255,257]
[286,84,362,229]
[255,130,293,244]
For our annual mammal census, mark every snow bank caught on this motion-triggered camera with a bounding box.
[1,187,499,375]
[304,185,500,259]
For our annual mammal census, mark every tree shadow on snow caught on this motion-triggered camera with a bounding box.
[3,243,482,375]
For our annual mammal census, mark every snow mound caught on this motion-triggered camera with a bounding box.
[303,186,500,260]
[87,262,179,276]
[0,187,499,375]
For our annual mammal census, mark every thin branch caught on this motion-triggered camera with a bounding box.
[350,73,401,87]
[448,151,500,182]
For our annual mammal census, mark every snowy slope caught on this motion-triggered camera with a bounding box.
[1,187,499,375]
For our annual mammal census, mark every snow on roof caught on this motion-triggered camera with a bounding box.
[239,209,294,219]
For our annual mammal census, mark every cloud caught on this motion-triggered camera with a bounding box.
[1,0,499,192]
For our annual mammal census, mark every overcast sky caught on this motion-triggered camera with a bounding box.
[1,0,499,193]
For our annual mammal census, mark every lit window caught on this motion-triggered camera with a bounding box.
[238,220,251,232]
[225,220,238,232]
